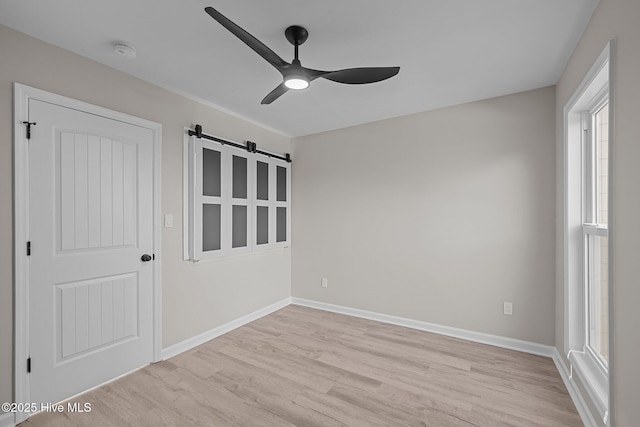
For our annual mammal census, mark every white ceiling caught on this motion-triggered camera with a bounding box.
[0,0,598,137]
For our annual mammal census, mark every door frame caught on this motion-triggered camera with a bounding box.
[13,83,162,423]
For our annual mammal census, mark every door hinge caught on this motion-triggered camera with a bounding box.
[27,241,31,256]
[22,121,36,139]
[27,357,31,373]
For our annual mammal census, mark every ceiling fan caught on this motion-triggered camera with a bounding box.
[204,6,400,104]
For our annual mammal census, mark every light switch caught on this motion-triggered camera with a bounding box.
[164,214,174,228]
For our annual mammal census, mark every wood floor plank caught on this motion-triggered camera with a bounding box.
[21,305,582,426]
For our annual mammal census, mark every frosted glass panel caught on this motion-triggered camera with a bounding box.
[276,207,286,242]
[202,148,221,197]
[232,205,247,248]
[277,166,287,202]
[257,161,269,200]
[232,155,247,199]
[257,206,268,245]
[202,204,221,251]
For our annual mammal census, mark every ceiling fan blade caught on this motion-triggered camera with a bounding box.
[319,67,400,84]
[205,7,288,71]
[261,83,290,104]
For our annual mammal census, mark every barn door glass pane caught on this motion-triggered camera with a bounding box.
[202,148,221,197]
[202,204,221,251]
[232,155,247,199]
[277,166,287,202]
[232,205,247,248]
[256,206,268,245]
[257,161,269,200]
[276,207,286,242]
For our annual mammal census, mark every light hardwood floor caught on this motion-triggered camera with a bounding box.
[21,305,582,426]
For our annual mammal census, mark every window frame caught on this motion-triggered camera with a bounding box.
[563,42,612,424]
[183,130,291,261]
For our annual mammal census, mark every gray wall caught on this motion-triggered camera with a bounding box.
[0,24,292,405]
[292,86,556,345]
[555,0,640,425]
[5,1,638,422]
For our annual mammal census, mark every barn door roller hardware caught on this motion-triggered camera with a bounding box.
[188,124,291,163]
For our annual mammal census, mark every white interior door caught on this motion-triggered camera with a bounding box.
[27,98,155,405]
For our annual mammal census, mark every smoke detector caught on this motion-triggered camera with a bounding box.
[113,42,137,59]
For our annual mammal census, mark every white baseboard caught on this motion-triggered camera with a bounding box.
[0,412,14,427]
[161,297,291,360]
[291,297,555,357]
[161,295,553,362]
[552,348,599,427]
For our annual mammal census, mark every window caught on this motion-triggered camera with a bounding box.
[585,102,609,366]
[563,43,611,423]
[184,130,291,261]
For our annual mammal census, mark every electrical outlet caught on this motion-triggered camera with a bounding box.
[321,278,328,288]
[503,302,513,316]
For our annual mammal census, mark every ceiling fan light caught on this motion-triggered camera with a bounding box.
[284,76,309,90]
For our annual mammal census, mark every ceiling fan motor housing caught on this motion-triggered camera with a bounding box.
[285,26,308,46]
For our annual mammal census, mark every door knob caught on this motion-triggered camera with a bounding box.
[141,254,152,262]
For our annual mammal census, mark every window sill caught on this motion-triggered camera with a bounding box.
[569,350,608,421]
